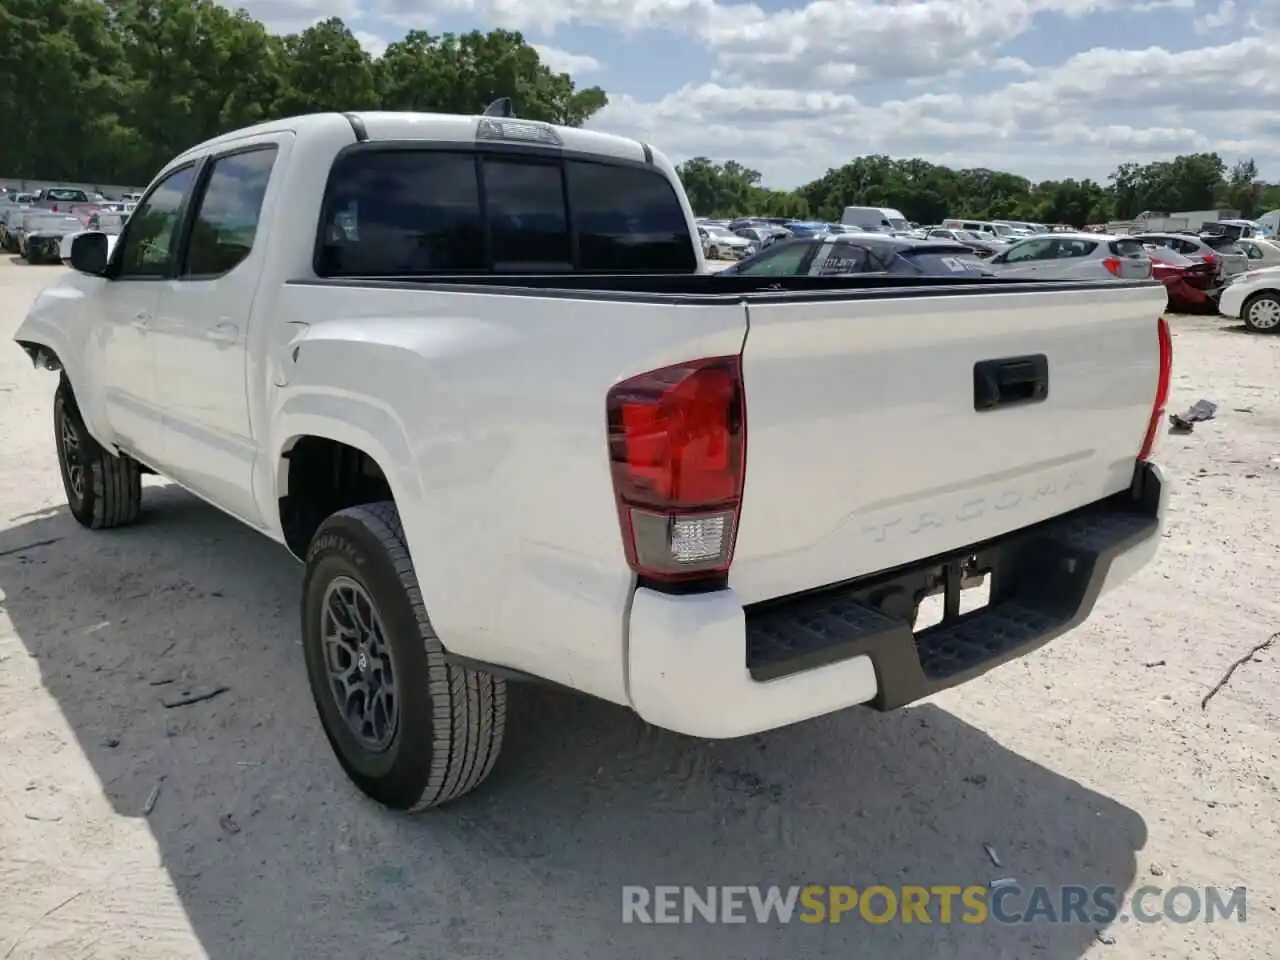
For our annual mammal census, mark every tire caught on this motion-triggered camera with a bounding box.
[1241,292,1280,333]
[301,502,507,811]
[54,380,143,529]
[708,245,720,259]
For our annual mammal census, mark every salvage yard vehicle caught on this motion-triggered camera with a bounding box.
[16,212,83,263]
[718,235,994,278]
[1217,267,1280,333]
[984,233,1152,281]
[14,109,1172,812]
[1145,245,1219,313]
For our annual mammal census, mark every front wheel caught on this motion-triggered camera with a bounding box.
[1241,292,1280,333]
[54,380,142,528]
[301,503,507,811]
[708,245,721,259]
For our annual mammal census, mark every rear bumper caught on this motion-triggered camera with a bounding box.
[1217,284,1248,318]
[626,462,1167,739]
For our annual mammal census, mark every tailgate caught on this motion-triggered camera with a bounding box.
[730,281,1167,604]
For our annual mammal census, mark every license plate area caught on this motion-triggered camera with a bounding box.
[912,555,990,633]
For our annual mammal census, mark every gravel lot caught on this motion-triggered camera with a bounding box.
[0,258,1276,959]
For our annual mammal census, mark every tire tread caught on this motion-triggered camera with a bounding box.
[321,502,506,810]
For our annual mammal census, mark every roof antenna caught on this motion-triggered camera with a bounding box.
[483,97,514,118]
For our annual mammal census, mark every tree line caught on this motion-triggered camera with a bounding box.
[678,153,1280,228]
[1,0,608,185]
[4,0,1277,227]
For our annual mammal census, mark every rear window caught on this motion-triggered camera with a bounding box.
[44,188,88,202]
[1109,239,1147,258]
[1199,234,1242,253]
[317,149,696,276]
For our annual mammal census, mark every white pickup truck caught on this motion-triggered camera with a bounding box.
[15,110,1172,812]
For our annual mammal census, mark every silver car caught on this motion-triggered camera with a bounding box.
[698,225,754,260]
[985,233,1152,281]
[1133,232,1248,282]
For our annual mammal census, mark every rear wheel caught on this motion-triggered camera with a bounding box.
[1241,292,1280,333]
[708,245,721,259]
[54,380,142,529]
[301,502,506,810]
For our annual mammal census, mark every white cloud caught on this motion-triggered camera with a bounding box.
[212,0,1280,185]
[354,30,389,57]
[594,32,1280,185]
[228,0,361,33]
[532,44,602,75]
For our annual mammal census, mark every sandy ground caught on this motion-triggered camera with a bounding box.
[0,257,1276,960]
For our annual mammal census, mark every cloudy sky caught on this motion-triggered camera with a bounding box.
[236,0,1278,187]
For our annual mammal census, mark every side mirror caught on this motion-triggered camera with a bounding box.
[69,232,109,275]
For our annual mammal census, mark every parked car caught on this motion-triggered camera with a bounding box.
[14,109,1172,814]
[18,212,85,263]
[0,205,32,251]
[717,236,995,278]
[1235,237,1280,269]
[32,186,91,212]
[1217,267,1280,332]
[1134,232,1248,282]
[985,233,1152,280]
[926,228,1006,258]
[698,224,754,259]
[1144,246,1218,313]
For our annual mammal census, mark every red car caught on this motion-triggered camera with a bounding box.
[1145,245,1218,313]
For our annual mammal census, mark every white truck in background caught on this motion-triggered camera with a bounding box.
[15,109,1171,811]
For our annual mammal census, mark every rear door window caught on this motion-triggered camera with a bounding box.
[1109,239,1147,259]
[1199,234,1242,253]
[319,151,485,275]
[901,248,988,275]
[812,241,873,275]
[1052,239,1098,258]
[567,161,696,271]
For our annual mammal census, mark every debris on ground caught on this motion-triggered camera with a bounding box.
[1201,631,1278,708]
[989,877,1017,890]
[143,780,163,816]
[984,843,1002,867]
[1096,929,1117,945]
[1169,398,1217,434]
[162,685,229,709]
[219,813,241,835]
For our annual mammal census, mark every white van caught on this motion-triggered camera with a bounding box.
[841,206,909,233]
[941,218,1011,239]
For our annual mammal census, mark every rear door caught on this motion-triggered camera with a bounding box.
[731,282,1167,604]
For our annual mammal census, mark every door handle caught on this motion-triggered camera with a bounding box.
[973,354,1049,411]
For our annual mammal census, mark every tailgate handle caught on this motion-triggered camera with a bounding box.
[973,354,1048,411]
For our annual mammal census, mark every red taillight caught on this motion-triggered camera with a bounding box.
[1200,252,1217,267]
[606,356,746,583]
[1138,316,1173,462]
[1102,257,1122,277]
